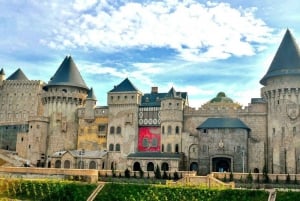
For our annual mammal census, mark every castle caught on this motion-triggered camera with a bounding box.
[0,29,300,175]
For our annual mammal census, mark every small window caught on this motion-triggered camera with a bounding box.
[98,125,106,133]
[293,127,296,135]
[162,144,164,152]
[175,144,179,153]
[116,144,121,151]
[162,126,165,134]
[175,126,180,134]
[111,96,113,100]
[167,144,172,152]
[116,126,121,134]
[167,126,172,134]
[109,144,114,151]
[110,126,115,134]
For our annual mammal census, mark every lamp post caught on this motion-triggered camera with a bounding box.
[79,149,85,169]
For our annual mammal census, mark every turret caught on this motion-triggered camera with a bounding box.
[0,68,5,86]
[42,56,89,156]
[260,29,300,174]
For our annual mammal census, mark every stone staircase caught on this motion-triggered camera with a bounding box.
[166,172,235,189]
[86,182,105,201]
[0,149,27,167]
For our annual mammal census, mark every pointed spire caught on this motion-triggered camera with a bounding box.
[44,56,88,90]
[109,78,139,92]
[6,68,28,80]
[166,87,177,98]
[260,29,300,85]
[0,68,5,75]
[87,87,97,100]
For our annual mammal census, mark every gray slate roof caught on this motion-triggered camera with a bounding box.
[7,68,28,80]
[109,78,139,92]
[0,68,5,75]
[141,88,188,107]
[127,152,181,159]
[196,118,250,131]
[87,87,97,100]
[43,56,88,90]
[260,29,300,85]
[52,150,107,159]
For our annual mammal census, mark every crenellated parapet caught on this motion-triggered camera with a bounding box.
[184,102,267,117]
[41,91,86,105]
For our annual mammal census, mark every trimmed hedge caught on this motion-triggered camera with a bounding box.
[95,183,269,201]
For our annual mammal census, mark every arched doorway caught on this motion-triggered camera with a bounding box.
[190,162,198,171]
[64,160,70,169]
[212,157,231,172]
[147,162,154,171]
[133,162,141,171]
[89,161,97,169]
[161,162,169,171]
[55,160,61,168]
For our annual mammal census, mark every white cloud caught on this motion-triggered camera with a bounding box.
[40,0,273,62]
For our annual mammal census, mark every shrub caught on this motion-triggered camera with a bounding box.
[229,172,233,182]
[173,171,179,181]
[262,165,269,183]
[286,173,291,184]
[125,168,130,178]
[154,165,161,179]
[139,169,144,178]
[162,171,168,179]
[247,172,253,183]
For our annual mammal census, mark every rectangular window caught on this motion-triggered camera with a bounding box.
[98,125,107,133]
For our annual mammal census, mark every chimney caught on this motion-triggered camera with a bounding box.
[151,87,158,94]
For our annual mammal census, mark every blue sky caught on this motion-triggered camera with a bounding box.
[1,0,300,107]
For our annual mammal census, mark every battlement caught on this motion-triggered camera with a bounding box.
[262,87,300,99]
[41,91,86,105]
[3,80,43,86]
[184,102,267,116]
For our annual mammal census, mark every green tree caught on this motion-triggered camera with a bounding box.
[155,165,161,179]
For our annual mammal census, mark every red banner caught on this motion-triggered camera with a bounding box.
[138,127,161,152]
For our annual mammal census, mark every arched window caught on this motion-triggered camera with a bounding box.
[55,160,61,168]
[162,144,164,152]
[116,126,121,134]
[162,126,165,134]
[147,162,154,171]
[167,144,172,152]
[116,143,121,151]
[175,144,179,153]
[64,160,70,169]
[109,144,114,151]
[175,126,180,134]
[102,161,105,169]
[167,126,172,134]
[110,126,115,134]
[161,162,169,171]
[89,161,97,169]
[133,162,141,171]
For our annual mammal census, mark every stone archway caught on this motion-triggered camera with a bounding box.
[133,162,141,171]
[212,157,231,172]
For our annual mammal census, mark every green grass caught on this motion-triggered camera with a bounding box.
[276,191,300,201]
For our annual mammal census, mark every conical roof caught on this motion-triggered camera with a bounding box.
[0,68,5,75]
[43,56,88,90]
[260,29,300,85]
[7,68,28,80]
[109,78,139,92]
[87,87,97,100]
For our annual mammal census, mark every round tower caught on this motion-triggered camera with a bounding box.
[260,29,300,174]
[160,87,184,153]
[42,56,89,156]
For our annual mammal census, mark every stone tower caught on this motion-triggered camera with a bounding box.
[260,29,300,174]
[106,78,142,170]
[42,56,89,157]
[160,87,185,153]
